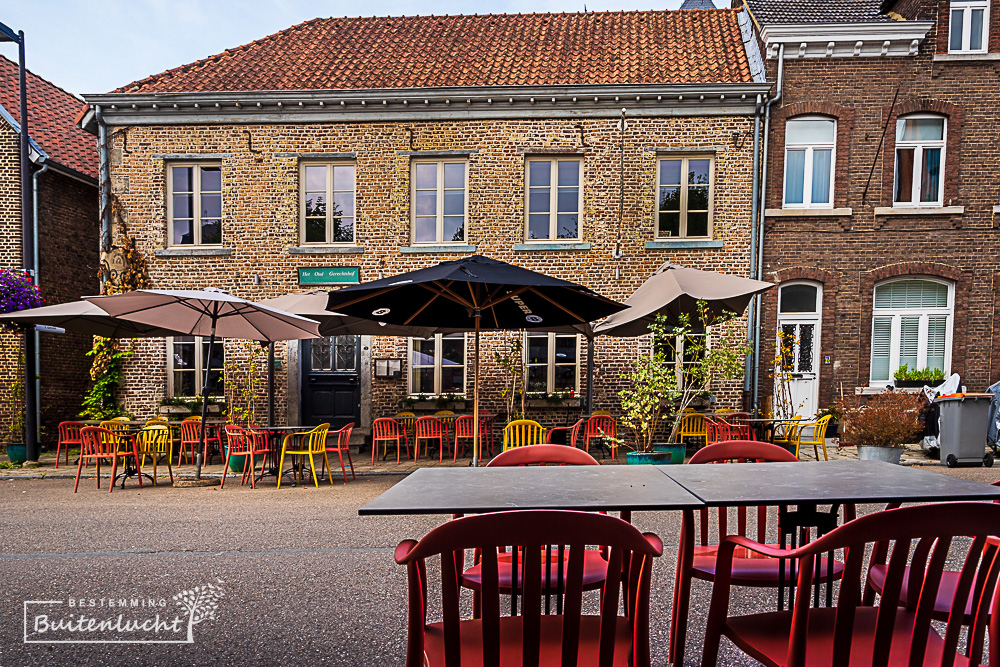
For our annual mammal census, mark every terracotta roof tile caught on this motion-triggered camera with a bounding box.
[0,55,97,180]
[117,10,753,94]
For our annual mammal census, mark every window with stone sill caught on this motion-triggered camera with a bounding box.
[300,163,356,245]
[949,0,989,53]
[525,332,579,394]
[409,333,466,395]
[653,331,708,390]
[783,117,835,208]
[167,163,222,247]
[893,115,946,207]
[411,160,467,244]
[167,335,224,398]
[656,156,714,239]
[525,159,582,242]
[869,278,953,386]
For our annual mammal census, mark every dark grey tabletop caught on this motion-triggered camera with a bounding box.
[358,466,704,515]
[658,460,1000,507]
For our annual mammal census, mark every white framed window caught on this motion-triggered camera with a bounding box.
[412,160,467,244]
[783,117,835,208]
[525,159,582,241]
[167,336,225,397]
[950,0,989,53]
[525,332,579,394]
[656,156,714,239]
[894,115,946,207]
[870,278,953,385]
[301,163,356,244]
[167,163,222,246]
[409,333,466,395]
[654,331,708,389]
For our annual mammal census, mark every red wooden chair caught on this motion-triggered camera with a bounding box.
[414,416,447,462]
[395,510,663,667]
[486,444,599,468]
[452,415,489,460]
[669,440,850,666]
[244,427,274,488]
[74,426,142,493]
[372,418,410,465]
[56,421,84,468]
[583,414,617,459]
[862,480,1000,621]
[479,411,496,457]
[705,417,733,444]
[726,413,756,441]
[324,423,356,483]
[702,502,1000,667]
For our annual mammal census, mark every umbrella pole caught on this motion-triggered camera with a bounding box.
[196,321,217,480]
[267,342,275,427]
[472,311,481,468]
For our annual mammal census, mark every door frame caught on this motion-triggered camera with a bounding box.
[775,281,822,419]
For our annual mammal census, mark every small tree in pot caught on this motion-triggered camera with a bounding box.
[836,390,924,463]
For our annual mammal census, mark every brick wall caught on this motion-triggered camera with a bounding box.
[107,115,757,434]
[0,120,98,448]
[759,3,1000,411]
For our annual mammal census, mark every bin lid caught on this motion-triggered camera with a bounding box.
[935,392,993,402]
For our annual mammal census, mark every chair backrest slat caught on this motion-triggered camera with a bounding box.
[940,536,988,661]
[830,543,867,667]
[521,542,543,667]
[598,545,625,667]
[870,537,911,665]
[559,543,586,667]
[487,444,598,467]
[479,548,502,667]
[440,549,462,667]
[908,536,952,666]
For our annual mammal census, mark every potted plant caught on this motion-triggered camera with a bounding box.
[159,396,193,417]
[836,389,924,464]
[617,303,749,464]
[892,363,946,389]
[815,404,844,439]
[3,355,27,465]
[1,270,44,465]
[398,396,417,411]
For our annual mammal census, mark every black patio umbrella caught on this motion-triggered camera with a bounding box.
[326,255,626,465]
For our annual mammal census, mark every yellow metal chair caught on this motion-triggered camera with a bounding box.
[792,415,833,461]
[145,416,168,425]
[277,424,332,489]
[713,408,734,415]
[434,409,456,440]
[771,415,802,449]
[591,409,612,416]
[395,411,416,444]
[137,425,174,486]
[502,419,546,451]
[674,413,707,448]
[99,418,130,433]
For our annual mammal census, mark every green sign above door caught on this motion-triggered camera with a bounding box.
[298,266,360,285]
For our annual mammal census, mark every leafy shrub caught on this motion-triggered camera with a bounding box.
[837,390,924,448]
[893,363,946,382]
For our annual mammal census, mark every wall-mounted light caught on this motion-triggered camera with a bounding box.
[374,358,403,379]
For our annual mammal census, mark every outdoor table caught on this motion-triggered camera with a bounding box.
[658,460,1000,662]
[257,426,315,485]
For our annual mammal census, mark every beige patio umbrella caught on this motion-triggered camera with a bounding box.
[593,262,773,337]
[0,300,186,338]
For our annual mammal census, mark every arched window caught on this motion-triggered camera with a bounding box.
[870,278,953,385]
[783,116,835,208]
[894,115,946,207]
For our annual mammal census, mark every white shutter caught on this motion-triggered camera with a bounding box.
[871,316,892,382]
[927,315,948,371]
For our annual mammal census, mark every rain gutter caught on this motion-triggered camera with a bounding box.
[95,105,111,271]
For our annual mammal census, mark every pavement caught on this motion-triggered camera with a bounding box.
[0,450,996,666]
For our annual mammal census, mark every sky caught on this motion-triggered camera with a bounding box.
[1,0,686,98]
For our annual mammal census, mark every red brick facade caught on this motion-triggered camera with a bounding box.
[754,0,1000,411]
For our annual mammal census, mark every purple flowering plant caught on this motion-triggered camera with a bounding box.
[0,268,44,316]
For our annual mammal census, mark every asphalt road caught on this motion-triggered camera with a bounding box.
[0,466,996,666]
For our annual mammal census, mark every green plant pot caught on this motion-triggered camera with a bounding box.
[625,451,671,465]
[224,447,259,473]
[653,443,686,464]
[5,444,27,465]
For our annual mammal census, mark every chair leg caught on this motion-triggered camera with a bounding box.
[166,452,173,485]
[669,511,695,666]
[344,446,355,480]
[276,449,287,489]
[108,457,117,493]
[151,453,158,487]
[133,445,143,489]
[55,442,62,469]
[95,457,101,490]
[221,451,231,489]
[73,456,84,493]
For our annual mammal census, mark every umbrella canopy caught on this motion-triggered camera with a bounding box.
[260,290,436,338]
[86,288,321,479]
[0,300,185,338]
[326,255,624,330]
[86,289,322,342]
[593,262,773,337]
[327,255,626,466]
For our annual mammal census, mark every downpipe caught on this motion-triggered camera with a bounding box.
[31,157,48,439]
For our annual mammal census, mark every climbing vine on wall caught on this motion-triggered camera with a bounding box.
[81,195,150,418]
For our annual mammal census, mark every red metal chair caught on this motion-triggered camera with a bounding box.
[726,413,756,441]
[74,426,142,493]
[372,418,410,465]
[244,427,274,488]
[862,480,1000,621]
[701,502,1000,667]
[583,414,617,459]
[669,440,849,666]
[452,415,489,460]
[414,416,447,462]
[479,411,496,457]
[705,417,734,443]
[56,421,84,468]
[324,423,356,483]
[395,510,663,667]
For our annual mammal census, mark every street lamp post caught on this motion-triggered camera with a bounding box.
[1,22,38,463]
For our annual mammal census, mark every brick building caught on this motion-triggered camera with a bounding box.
[78,10,769,439]
[0,55,98,446]
[740,0,1000,417]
